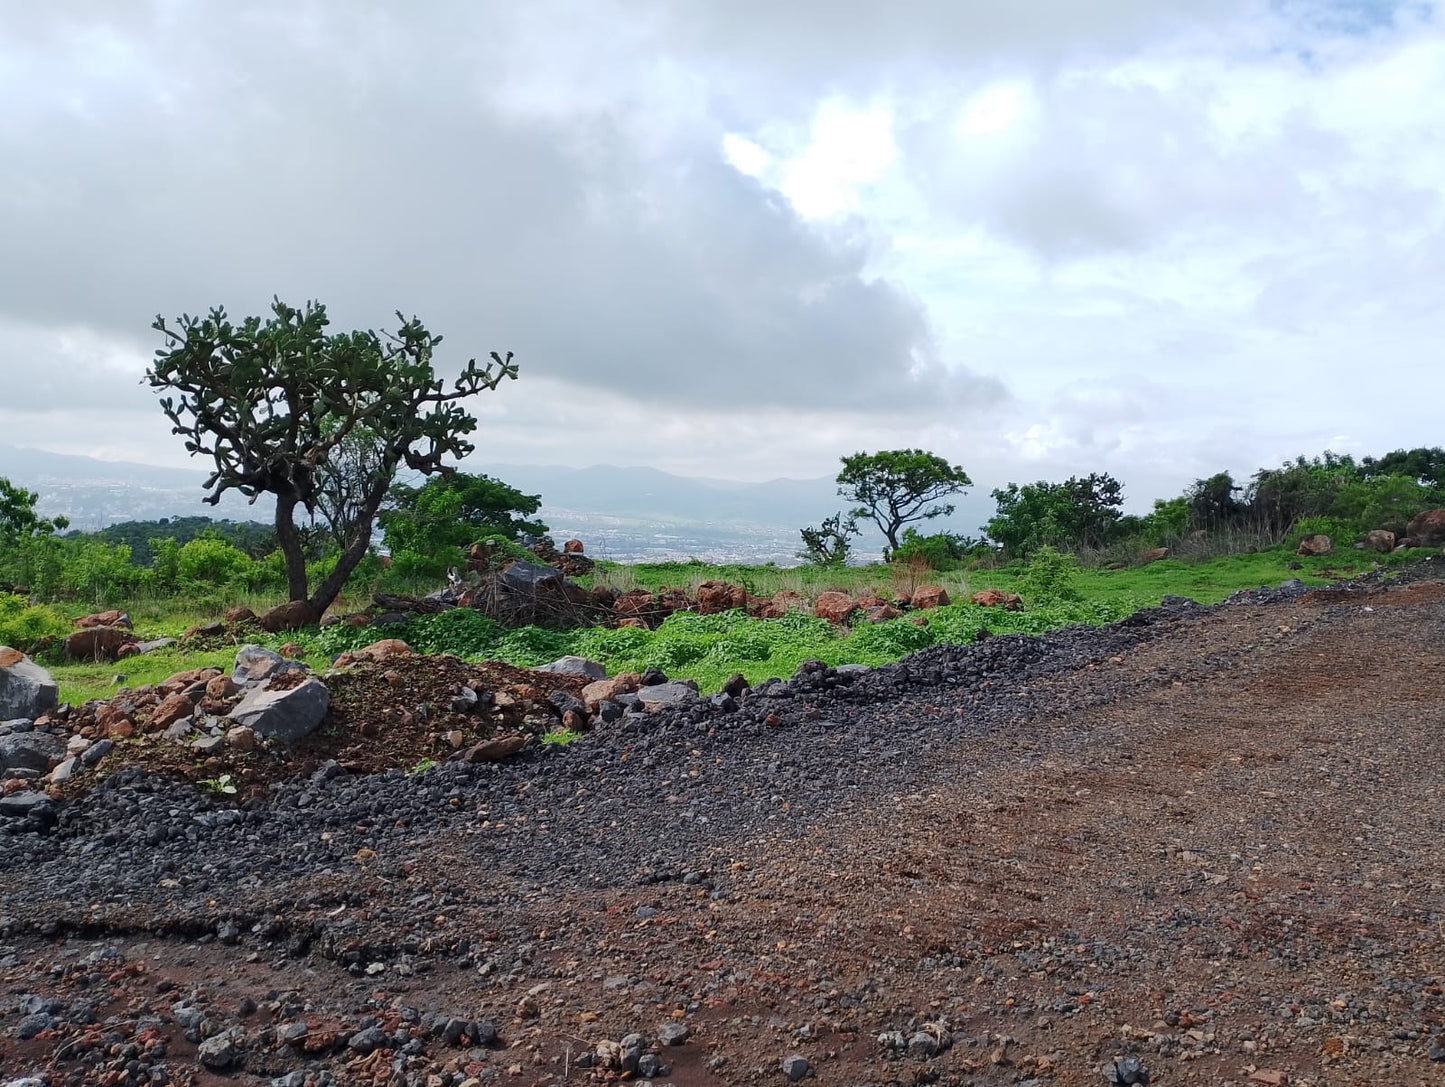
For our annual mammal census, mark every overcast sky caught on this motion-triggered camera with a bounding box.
[1,1,1441,510]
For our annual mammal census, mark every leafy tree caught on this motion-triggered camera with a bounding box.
[1244,452,1358,537]
[795,512,859,567]
[1330,474,1433,535]
[836,449,972,554]
[986,473,1125,558]
[0,478,68,549]
[148,298,517,617]
[1186,472,1246,529]
[1360,446,1445,491]
[380,471,548,559]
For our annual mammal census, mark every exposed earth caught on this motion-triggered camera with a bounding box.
[2,561,1443,1086]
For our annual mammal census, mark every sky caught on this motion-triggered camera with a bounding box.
[1,0,1441,511]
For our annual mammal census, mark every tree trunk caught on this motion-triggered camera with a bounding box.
[274,493,310,603]
[307,484,388,617]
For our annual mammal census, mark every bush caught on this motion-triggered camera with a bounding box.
[177,537,255,585]
[0,593,69,651]
[1018,546,1083,602]
[889,528,980,570]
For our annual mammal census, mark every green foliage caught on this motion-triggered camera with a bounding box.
[836,449,972,552]
[0,593,69,651]
[796,512,859,567]
[59,540,147,606]
[198,773,238,795]
[987,473,1125,558]
[1360,446,1445,491]
[889,528,981,570]
[541,728,582,746]
[0,478,68,550]
[148,297,518,613]
[177,538,255,585]
[407,758,440,775]
[1329,474,1433,536]
[89,517,275,566]
[1017,546,1083,603]
[380,472,547,562]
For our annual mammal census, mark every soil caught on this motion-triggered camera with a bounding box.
[1,562,1443,1086]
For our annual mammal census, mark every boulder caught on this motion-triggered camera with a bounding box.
[73,610,131,630]
[813,591,856,625]
[910,586,951,610]
[333,639,413,668]
[1297,534,1332,557]
[224,605,257,624]
[581,674,641,710]
[696,580,748,615]
[1362,529,1396,553]
[228,676,330,743]
[563,539,585,554]
[258,600,318,633]
[536,656,607,681]
[970,589,1024,611]
[463,733,529,762]
[614,589,660,621]
[232,645,308,688]
[147,693,196,733]
[498,560,563,593]
[1139,547,1171,564]
[864,605,904,623]
[636,682,700,712]
[0,732,65,775]
[761,591,804,619]
[855,593,889,610]
[1405,508,1445,546]
[64,625,136,661]
[0,650,58,721]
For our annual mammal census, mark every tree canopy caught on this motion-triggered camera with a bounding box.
[380,471,548,561]
[0,478,67,549]
[147,298,517,617]
[987,473,1125,558]
[836,449,972,553]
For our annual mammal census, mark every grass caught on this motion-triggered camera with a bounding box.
[38,546,1430,705]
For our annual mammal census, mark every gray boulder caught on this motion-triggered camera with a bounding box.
[0,732,65,775]
[537,655,607,681]
[228,677,330,742]
[498,560,562,593]
[231,645,307,688]
[636,682,700,712]
[0,650,58,722]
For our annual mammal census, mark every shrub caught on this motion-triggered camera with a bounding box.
[0,593,69,651]
[1018,546,1082,602]
[177,537,255,585]
[889,528,979,570]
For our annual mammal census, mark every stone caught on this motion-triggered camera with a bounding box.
[148,692,196,733]
[563,539,585,553]
[224,605,257,624]
[614,589,660,621]
[192,735,225,755]
[781,1054,812,1081]
[761,590,804,619]
[813,591,856,625]
[1362,529,1396,552]
[548,689,586,718]
[49,756,77,784]
[258,600,318,633]
[0,732,64,775]
[333,639,413,668]
[658,1022,689,1046]
[536,655,606,680]
[1406,509,1445,545]
[226,725,257,751]
[206,675,239,700]
[723,673,750,697]
[0,651,58,721]
[463,733,529,762]
[1139,547,1171,564]
[183,621,226,640]
[1297,533,1332,556]
[696,580,748,615]
[228,677,330,742]
[0,791,57,819]
[73,609,131,630]
[863,604,903,623]
[581,674,638,710]
[80,738,112,765]
[636,682,699,711]
[232,645,307,688]
[970,589,1024,611]
[197,1030,240,1070]
[64,625,135,661]
[910,585,951,609]
[136,637,177,654]
[498,560,563,593]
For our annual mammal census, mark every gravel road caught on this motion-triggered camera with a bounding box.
[2,561,1442,1086]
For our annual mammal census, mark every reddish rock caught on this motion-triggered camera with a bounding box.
[908,616,929,627]
[910,586,951,610]
[225,726,257,752]
[206,675,239,700]
[1139,547,1171,564]
[761,591,804,620]
[182,622,226,640]
[863,605,904,623]
[224,605,257,624]
[581,673,641,710]
[463,733,529,763]
[163,667,222,689]
[970,589,1024,611]
[813,591,856,625]
[563,539,585,554]
[147,693,195,733]
[614,589,659,620]
[1405,508,1445,546]
[617,618,647,629]
[343,614,371,628]
[1362,529,1396,553]
[334,639,413,668]
[588,584,617,607]
[258,600,319,633]
[73,610,131,630]
[697,580,748,615]
[278,642,305,659]
[562,709,587,732]
[1297,534,1332,557]
[64,626,136,662]
[0,646,24,669]
[855,593,889,610]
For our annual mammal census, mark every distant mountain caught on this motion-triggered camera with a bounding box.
[0,447,995,563]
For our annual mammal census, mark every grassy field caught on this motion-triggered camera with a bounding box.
[40,545,1425,706]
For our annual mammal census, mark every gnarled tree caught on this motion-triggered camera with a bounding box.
[837,448,972,554]
[148,298,517,618]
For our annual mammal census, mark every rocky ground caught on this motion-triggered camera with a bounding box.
[1,561,1443,1086]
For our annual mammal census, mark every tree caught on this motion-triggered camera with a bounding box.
[795,512,860,567]
[380,471,548,559]
[836,449,972,554]
[148,298,517,617]
[986,473,1125,558]
[1186,472,1245,529]
[0,478,68,548]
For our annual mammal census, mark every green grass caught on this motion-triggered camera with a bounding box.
[39,546,1430,705]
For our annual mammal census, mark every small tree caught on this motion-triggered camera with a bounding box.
[986,473,1124,558]
[836,449,972,554]
[380,472,549,559]
[148,298,517,618]
[796,512,859,567]
[0,478,68,548]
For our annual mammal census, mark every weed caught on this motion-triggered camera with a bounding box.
[541,728,582,746]
[198,773,237,795]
